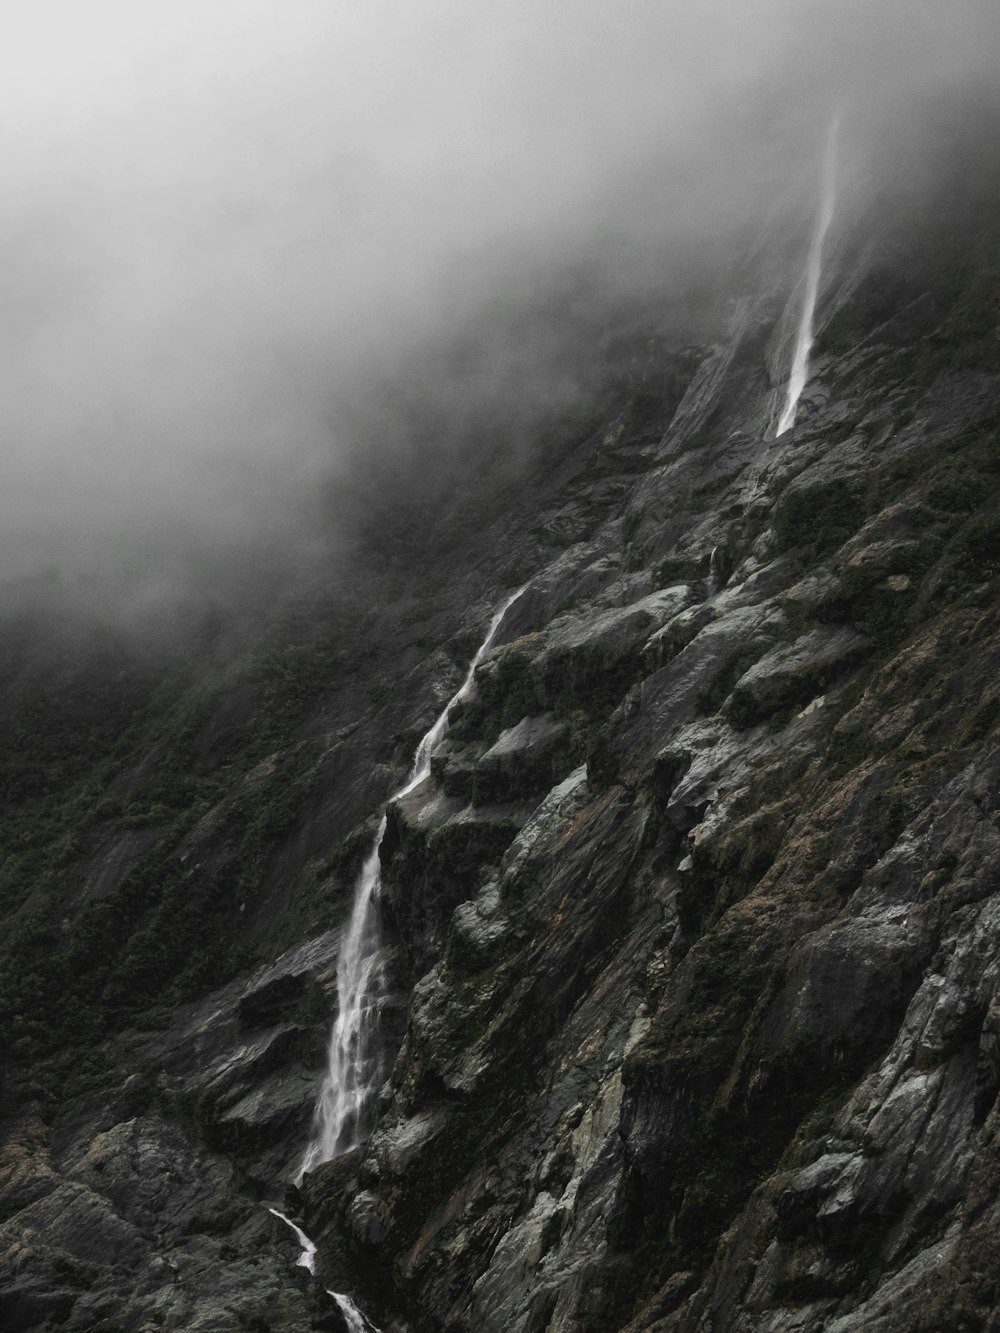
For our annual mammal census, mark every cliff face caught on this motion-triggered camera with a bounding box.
[1,145,999,1332]
[301,175,1000,1331]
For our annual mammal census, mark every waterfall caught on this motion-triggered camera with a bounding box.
[267,1207,318,1273]
[775,113,840,437]
[298,584,527,1179]
[268,1208,376,1332]
[331,1295,371,1333]
[297,829,388,1175]
[272,586,527,1327]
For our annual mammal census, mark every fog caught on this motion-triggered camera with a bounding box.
[1,0,997,613]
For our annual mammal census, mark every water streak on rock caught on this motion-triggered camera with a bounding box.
[298,585,527,1177]
[268,1208,377,1330]
[776,113,840,436]
[267,1206,317,1273]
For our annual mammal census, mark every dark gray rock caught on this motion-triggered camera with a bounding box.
[473,714,568,803]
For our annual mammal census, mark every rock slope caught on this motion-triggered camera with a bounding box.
[300,185,1000,1330]
[2,141,999,1333]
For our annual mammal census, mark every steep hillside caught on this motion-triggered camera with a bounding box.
[2,130,1000,1332]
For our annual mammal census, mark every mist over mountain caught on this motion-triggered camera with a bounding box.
[2,0,997,615]
[2,5,1000,1332]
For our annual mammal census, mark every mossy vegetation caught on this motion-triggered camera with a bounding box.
[772,472,866,556]
[0,618,355,1112]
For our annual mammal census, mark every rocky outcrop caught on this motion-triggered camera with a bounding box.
[0,929,348,1331]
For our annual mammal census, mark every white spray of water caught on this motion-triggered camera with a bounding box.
[298,584,528,1178]
[331,1293,371,1333]
[268,1207,318,1273]
[297,829,388,1176]
[268,1208,377,1331]
[775,113,840,437]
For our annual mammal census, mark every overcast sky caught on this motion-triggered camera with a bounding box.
[1,1,997,606]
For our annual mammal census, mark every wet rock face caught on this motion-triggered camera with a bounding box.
[473,714,569,803]
[295,198,1000,1332]
[4,150,1000,1333]
[0,1111,326,1333]
[0,932,347,1331]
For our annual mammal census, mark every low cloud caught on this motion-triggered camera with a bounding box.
[1,1,996,610]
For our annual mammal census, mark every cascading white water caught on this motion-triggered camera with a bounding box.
[775,113,840,436]
[267,1207,318,1273]
[298,584,527,1179]
[268,1208,375,1332]
[332,1295,370,1333]
[271,587,526,1329]
[296,829,389,1176]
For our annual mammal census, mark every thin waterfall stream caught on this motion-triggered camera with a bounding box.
[299,582,527,1177]
[775,112,840,436]
[267,1209,372,1332]
[269,585,528,1328]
